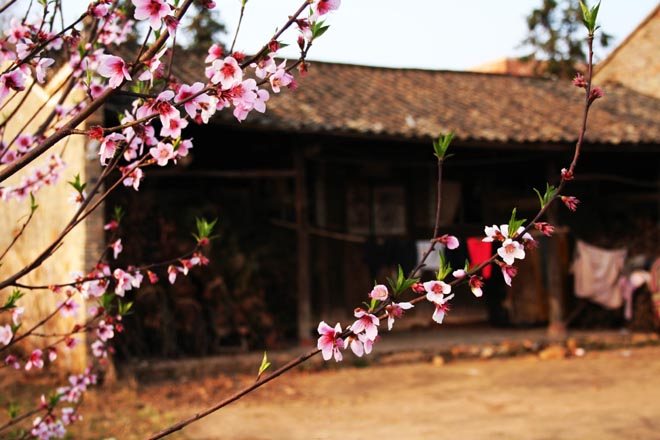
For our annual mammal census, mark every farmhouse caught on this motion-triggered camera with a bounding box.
[107,54,660,358]
[4,5,660,365]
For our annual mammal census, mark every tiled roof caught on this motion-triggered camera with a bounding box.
[176,60,660,145]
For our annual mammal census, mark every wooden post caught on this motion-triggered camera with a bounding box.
[546,229,567,339]
[546,161,567,339]
[294,149,312,344]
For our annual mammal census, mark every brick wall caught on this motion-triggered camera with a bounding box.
[0,66,93,372]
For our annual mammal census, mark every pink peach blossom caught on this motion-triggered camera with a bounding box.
[369,284,389,301]
[350,308,379,341]
[98,55,131,89]
[132,0,172,30]
[317,321,344,361]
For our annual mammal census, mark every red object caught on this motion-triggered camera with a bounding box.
[467,238,492,279]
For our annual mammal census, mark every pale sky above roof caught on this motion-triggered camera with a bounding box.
[216,0,659,70]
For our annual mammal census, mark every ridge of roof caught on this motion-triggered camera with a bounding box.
[301,58,556,81]
[594,2,660,74]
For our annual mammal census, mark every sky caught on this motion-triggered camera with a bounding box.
[215,0,659,70]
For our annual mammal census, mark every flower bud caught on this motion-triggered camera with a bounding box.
[588,87,604,103]
[561,195,580,211]
[572,73,586,88]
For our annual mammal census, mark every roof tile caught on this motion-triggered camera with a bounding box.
[174,60,660,145]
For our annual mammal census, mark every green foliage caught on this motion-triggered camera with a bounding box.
[580,1,601,33]
[433,132,454,161]
[112,206,125,224]
[47,392,61,408]
[67,173,87,194]
[436,252,452,281]
[193,217,219,242]
[507,208,527,237]
[29,193,38,214]
[2,289,24,310]
[311,20,330,40]
[386,265,419,297]
[533,183,558,209]
[257,351,271,380]
[100,292,113,310]
[7,402,19,419]
[117,299,133,316]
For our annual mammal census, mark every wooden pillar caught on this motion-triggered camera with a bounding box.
[546,228,567,339]
[546,161,567,339]
[295,149,312,344]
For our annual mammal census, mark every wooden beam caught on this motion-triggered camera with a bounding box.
[146,169,296,179]
[270,219,367,243]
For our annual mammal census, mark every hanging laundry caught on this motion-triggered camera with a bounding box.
[467,237,492,279]
[648,258,660,324]
[572,240,627,309]
[416,240,443,272]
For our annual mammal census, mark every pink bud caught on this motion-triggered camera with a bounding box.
[561,196,580,211]
[534,222,556,237]
[589,87,604,103]
[572,73,586,88]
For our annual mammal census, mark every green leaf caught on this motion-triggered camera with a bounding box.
[312,21,330,39]
[398,277,419,295]
[10,322,21,334]
[48,392,61,408]
[67,174,87,194]
[29,193,38,214]
[507,208,527,237]
[533,183,558,209]
[386,265,419,296]
[8,402,19,419]
[118,300,133,316]
[193,217,219,242]
[100,292,113,309]
[2,289,24,309]
[436,251,452,281]
[257,351,271,379]
[579,1,590,24]
[590,2,601,28]
[433,132,454,160]
[580,1,601,33]
[113,206,125,223]
[386,274,396,293]
[533,188,544,209]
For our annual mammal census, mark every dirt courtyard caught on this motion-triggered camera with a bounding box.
[55,344,660,439]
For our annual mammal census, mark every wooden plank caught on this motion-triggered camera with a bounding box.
[147,169,297,179]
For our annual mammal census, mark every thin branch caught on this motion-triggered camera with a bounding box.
[0,202,37,263]
[242,0,312,68]
[229,1,247,54]
[147,348,320,439]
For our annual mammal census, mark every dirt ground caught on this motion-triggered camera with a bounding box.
[5,345,660,439]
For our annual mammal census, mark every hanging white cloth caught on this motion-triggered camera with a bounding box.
[572,240,627,309]
[416,240,444,272]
